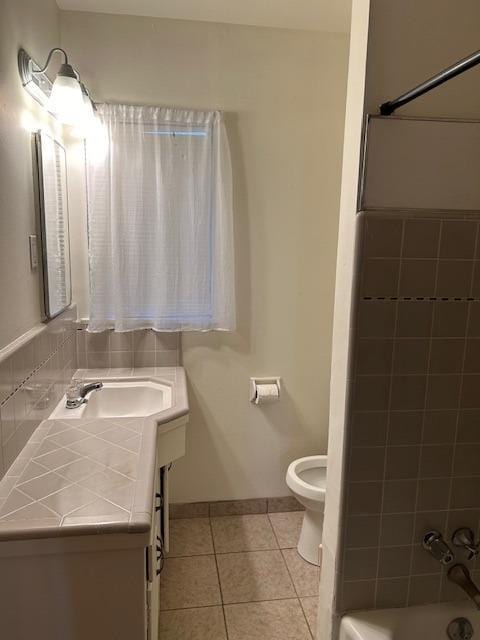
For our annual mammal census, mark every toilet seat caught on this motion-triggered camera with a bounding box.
[286,455,327,503]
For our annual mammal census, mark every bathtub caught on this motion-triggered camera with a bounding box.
[339,601,478,639]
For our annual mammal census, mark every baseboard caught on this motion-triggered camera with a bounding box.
[170,496,304,519]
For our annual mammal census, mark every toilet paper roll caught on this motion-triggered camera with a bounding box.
[254,383,279,405]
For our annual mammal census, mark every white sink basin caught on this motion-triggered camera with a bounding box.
[50,378,173,420]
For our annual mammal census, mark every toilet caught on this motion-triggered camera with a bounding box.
[286,455,327,565]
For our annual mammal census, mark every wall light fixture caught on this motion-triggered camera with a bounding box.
[18,47,95,129]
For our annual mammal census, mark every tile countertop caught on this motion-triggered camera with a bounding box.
[0,367,188,545]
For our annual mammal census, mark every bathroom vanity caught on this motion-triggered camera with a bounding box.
[0,367,189,640]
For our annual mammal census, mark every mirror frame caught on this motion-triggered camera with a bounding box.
[32,131,72,320]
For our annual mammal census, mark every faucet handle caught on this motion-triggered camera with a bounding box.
[66,379,82,400]
[452,528,480,560]
[423,530,454,565]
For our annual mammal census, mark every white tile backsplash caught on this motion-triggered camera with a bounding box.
[0,307,77,479]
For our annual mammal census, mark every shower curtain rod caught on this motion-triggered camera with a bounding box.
[380,48,480,116]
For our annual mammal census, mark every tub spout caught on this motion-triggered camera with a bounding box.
[448,563,480,610]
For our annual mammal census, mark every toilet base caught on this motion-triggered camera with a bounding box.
[297,509,324,566]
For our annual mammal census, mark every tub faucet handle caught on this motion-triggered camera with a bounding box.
[423,530,454,565]
[452,528,480,561]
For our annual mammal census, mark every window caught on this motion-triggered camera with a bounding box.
[86,104,235,332]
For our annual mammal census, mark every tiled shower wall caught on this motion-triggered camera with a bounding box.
[338,212,480,611]
[76,325,180,370]
[0,307,77,479]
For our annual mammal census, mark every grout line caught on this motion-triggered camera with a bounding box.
[351,407,464,414]
[0,331,76,408]
[440,225,479,597]
[361,294,480,300]
[364,257,479,263]
[166,551,221,559]
[15,479,74,505]
[299,597,315,640]
[351,442,480,450]
[214,544,281,554]
[279,547,315,638]
[372,219,405,607]
[344,570,442,584]
[345,217,480,610]
[268,512,284,551]
[348,475,480,483]
[168,545,297,559]
[210,516,218,555]
[161,596,303,614]
[354,371,480,378]
[160,603,227,613]
[217,594,306,607]
[208,516,229,639]
[161,514,316,637]
[406,218,444,607]
[1,426,142,517]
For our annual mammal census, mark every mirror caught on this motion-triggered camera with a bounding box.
[33,131,72,319]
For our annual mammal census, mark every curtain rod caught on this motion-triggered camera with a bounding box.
[380,48,480,116]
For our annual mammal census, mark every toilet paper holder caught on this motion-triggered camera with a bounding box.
[249,377,281,403]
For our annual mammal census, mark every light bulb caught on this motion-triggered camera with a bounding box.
[47,75,84,125]
[82,91,95,123]
[71,88,97,138]
[85,118,108,163]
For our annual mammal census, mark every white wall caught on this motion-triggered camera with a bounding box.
[60,12,350,501]
[365,0,480,118]
[0,0,62,350]
[318,2,370,636]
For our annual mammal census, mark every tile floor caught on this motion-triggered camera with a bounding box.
[159,511,319,639]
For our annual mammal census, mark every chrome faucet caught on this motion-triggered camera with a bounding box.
[66,381,103,409]
[423,530,454,565]
[448,564,480,610]
[452,528,480,561]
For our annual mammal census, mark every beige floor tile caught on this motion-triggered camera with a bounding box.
[300,596,318,636]
[168,518,214,557]
[211,514,278,553]
[224,599,311,640]
[160,555,221,610]
[282,549,320,597]
[217,550,295,604]
[268,511,304,549]
[159,606,227,639]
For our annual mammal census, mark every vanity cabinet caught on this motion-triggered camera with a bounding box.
[0,466,168,640]
[0,369,189,640]
[0,533,151,639]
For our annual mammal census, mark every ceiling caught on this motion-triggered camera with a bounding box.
[56,0,351,33]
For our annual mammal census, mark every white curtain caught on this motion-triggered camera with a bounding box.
[85,104,235,332]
